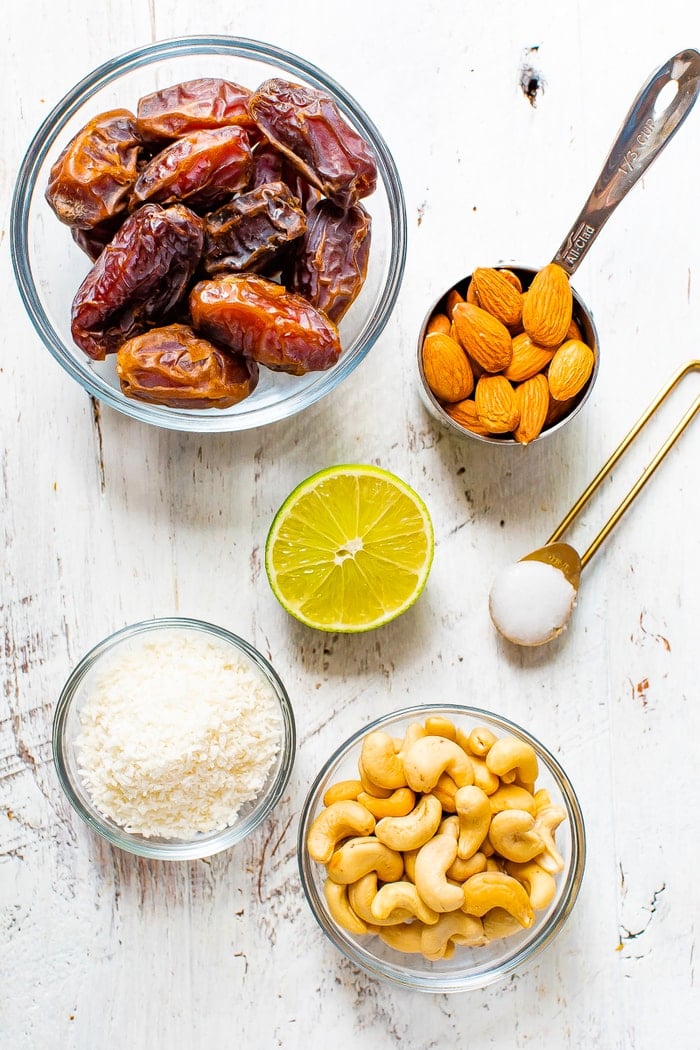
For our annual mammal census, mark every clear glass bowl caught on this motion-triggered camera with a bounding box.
[297,703,585,993]
[11,36,407,432]
[53,617,296,860]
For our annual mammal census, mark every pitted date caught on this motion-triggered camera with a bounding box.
[189,273,341,375]
[251,144,321,212]
[46,109,141,229]
[286,199,371,322]
[116,323,258,408]
[131,126,253,210]
[71,203,204,360]
[136,78,256,142]
[247,79,377,208]
[202,181,306,275]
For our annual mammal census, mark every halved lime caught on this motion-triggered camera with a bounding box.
[265,465,434,632]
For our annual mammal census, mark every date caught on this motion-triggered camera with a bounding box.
[136,77,256,141]
[189,273,341,375]
[116,323,258,408]
[131,126,253,210]
[247,79,377,207]
[286,199,371,322]
[202,181,306,275]
[45,109,142,229]
[71,203,204,360]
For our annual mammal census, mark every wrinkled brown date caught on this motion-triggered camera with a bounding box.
[46,109,141,229]
[131,126,253,210]
[71,203,204,360]
[251,144,321,213]
[136,78,256,142]
[247,79,377,208]
[116,323,258,408]
[189,273,341,375]
[202,181,306,275]
[286,199,371,322]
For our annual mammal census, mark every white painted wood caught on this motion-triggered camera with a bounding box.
[2,2,700,1047]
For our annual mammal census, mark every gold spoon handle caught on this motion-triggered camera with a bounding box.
[547,360,700,568]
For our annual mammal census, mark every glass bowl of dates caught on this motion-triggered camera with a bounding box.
[11,36,406,432]
[297,704,585,993]
[417,265,600,446]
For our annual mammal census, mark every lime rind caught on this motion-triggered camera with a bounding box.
[265,464,434,632]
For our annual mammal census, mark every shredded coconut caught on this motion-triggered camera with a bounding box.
[75,630,282,838]
[489,559,577,646]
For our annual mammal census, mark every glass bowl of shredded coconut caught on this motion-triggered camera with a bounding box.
[53,617,296,859]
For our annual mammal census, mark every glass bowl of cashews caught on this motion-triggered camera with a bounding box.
[297,704,585,992]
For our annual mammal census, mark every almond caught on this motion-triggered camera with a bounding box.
[565,315,584,341]
[422,332,474,403]
[466,278,480,305]
[426,312,451,336]
[471,267,523,327]
[514,373,550,445]
[498,269,523,293]
[445,398,491,436]
[452,302,513,373]
[522,263,572,347]
[446,288,465,317]
[474,375,520,433]
[547,339,594,401]
[502,332,555,383]
[545,392,579,428]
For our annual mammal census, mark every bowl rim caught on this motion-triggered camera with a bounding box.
[10,34,407,433]
[53,615,296,859]
[297,702,586,993]
[416,264,600,446]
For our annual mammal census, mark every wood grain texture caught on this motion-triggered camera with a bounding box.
[2,1,700,1047]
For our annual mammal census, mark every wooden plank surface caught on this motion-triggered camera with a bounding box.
[2,2,700,1047]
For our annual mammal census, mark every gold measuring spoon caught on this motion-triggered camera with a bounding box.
[490,360,700,645]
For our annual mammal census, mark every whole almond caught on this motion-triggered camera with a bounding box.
[503,332,555,382]
[498,269,523,293]
[446,287,465,317]
[445,398,491,436]
[471,267,523,327]
[452,302,513,373]
[422,332,474,403]
[545,392,579,428]
[547,338,595,401]
[522,263,572,347]
[514,373,550,445]
[474,375,520,433]
[466,279,480,305]
[426,312,451,336]
[565,315,584,341]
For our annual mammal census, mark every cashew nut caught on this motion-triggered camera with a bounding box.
[323,878,370,935]
[505,860,557,910]
[347,872,413,926]
[420,912,487,959]
[360,731,407,789]
[533,805,567,873]
[467,726,498,757]
[322,779,363,807]
[424,715,457,740]
[447,851,487,882]
[462,871,535,928]
[357,786,416,819]
[485,735,539,786]
[403,848,419,883]
[432,772,458,812]
[357,757,393,799]
[377,921,427,954]
[370,881,439,925]
[533,787,552,814]
[470,755,501,795]
[488,783,537,816]
[454,785,492,860]
[307,800,376,864]
[403,736,474,792]
[375,792,443,851]
[439,814,459,839]
[487,809,545,863]
[398,722,427,754]
[327,836,404,885]
[482,906,524,940]
[414,834,464,912]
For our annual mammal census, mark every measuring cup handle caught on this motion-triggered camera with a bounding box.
[553,48,700,275]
